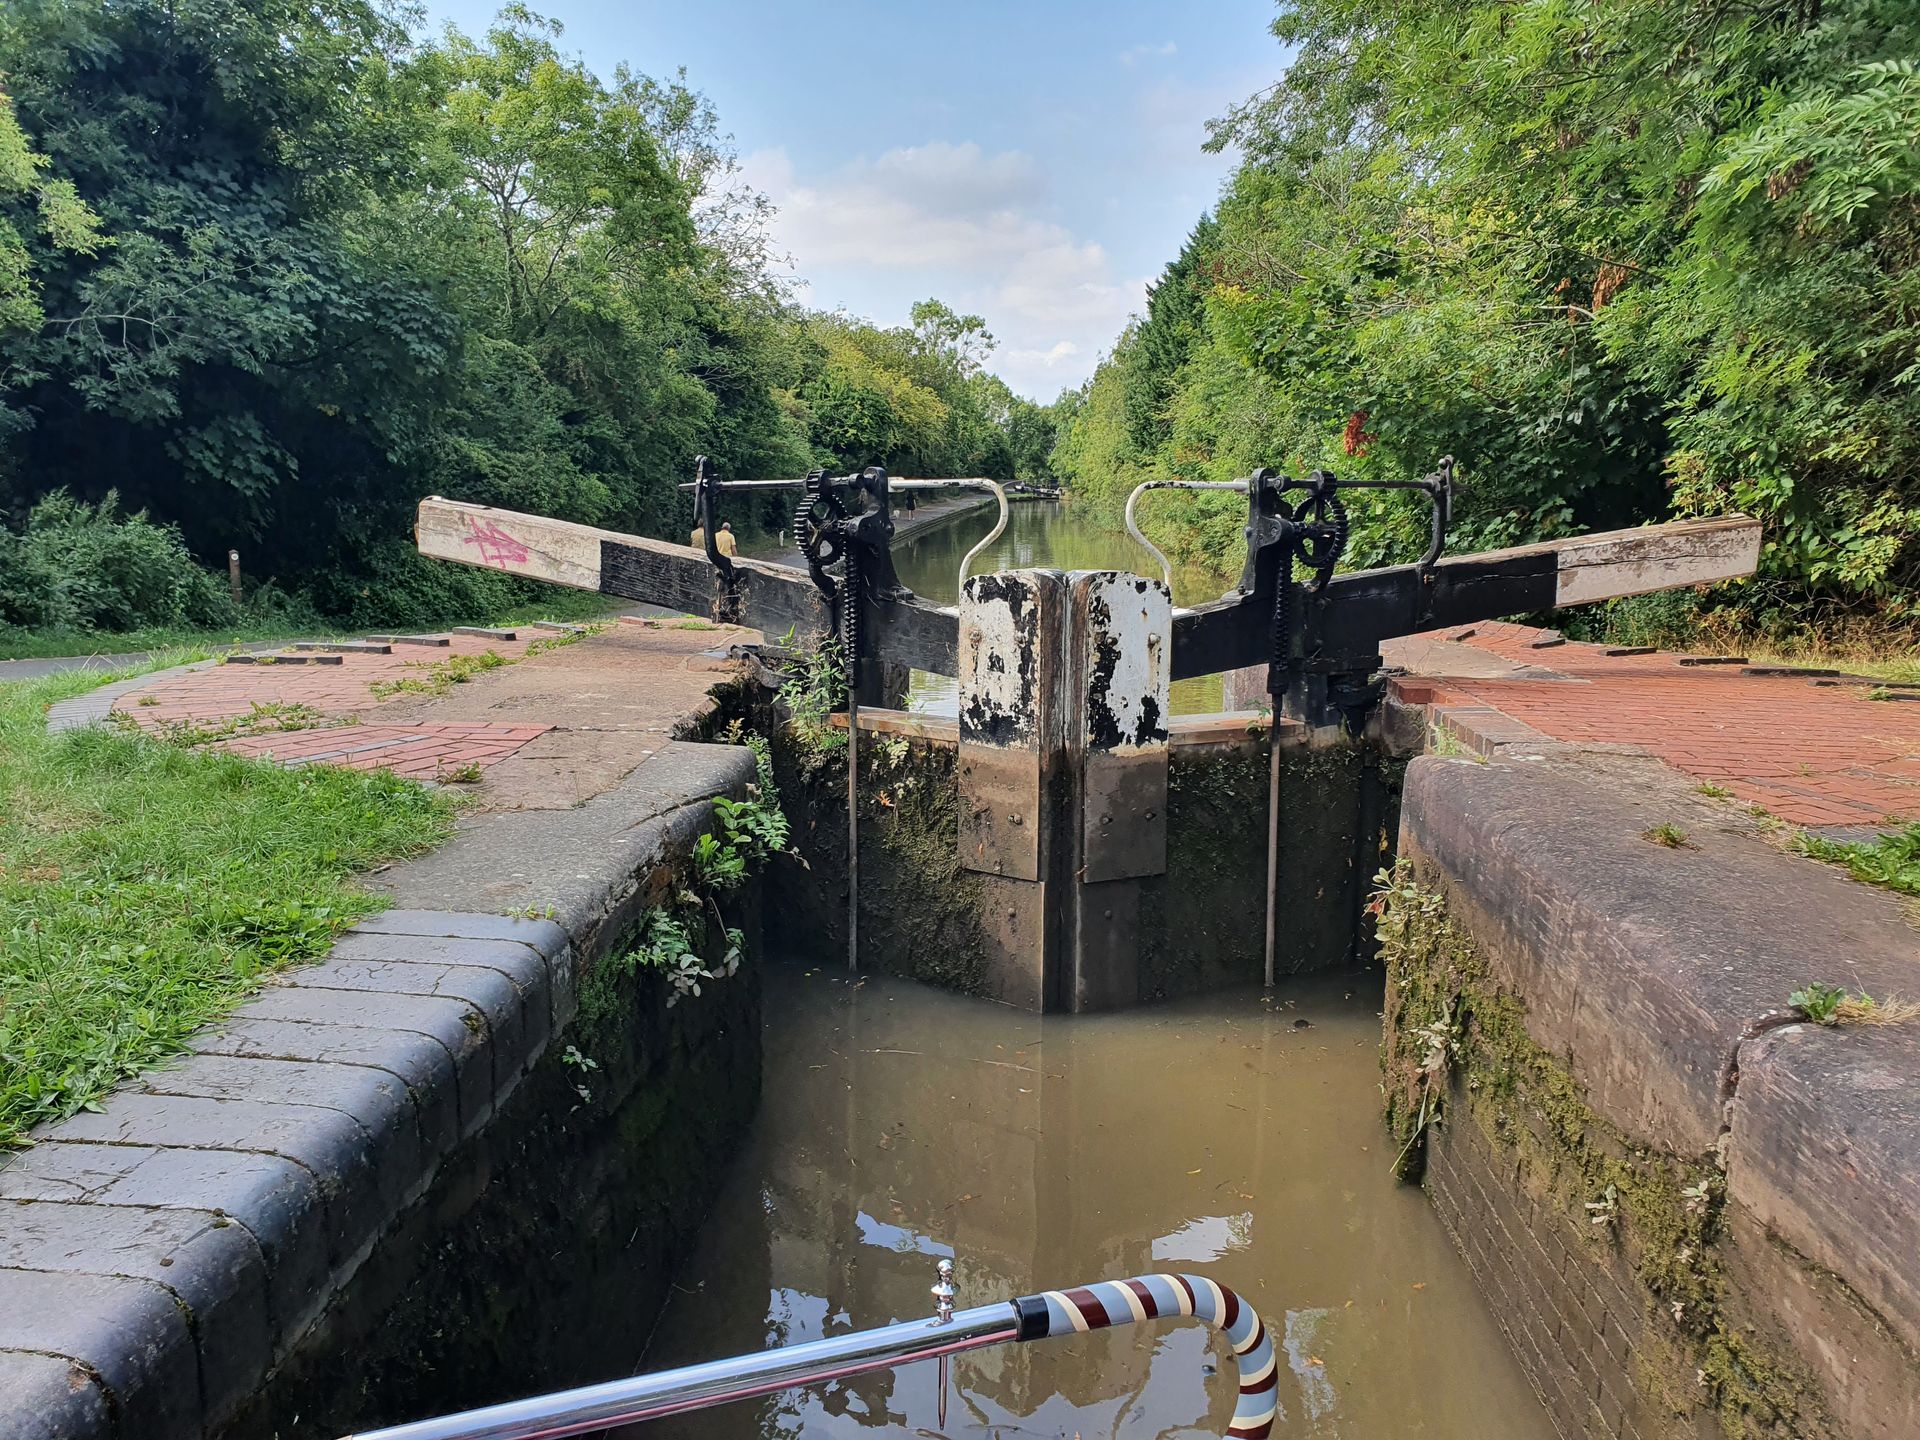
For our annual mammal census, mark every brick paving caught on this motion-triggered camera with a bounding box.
[1387,619,1920,832]
[111,630,557,783]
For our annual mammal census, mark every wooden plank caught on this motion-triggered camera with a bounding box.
[1171,514,1759,680]
[415,496,960,674]
[1551,515,1760,605]
[1434,513,1761,606]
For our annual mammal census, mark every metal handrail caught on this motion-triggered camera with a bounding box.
[1124,479,1251,590]
[340,1269,1276,1440]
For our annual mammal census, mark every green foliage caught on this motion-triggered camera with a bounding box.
[0,3,1029,637]
[0,490,240,631]
[776,633,848,758]
[1788,982,1847,1026]
[366,648,507,699]
[1054,0,1920,627]
[0,90,106,336]
[1793,822,1920,897]
[0,663,454,1149]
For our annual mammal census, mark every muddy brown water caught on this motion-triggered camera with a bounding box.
[632,964,1545,1438]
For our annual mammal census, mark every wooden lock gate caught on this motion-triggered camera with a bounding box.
[417,457,1760,1012]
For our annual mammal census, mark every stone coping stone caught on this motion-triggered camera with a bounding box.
[0,741,752,1440]
[1402,745,1920,1365]
[375,740,754,958]
[1400,748,1920,1156]
[1728,1021,1920,1357]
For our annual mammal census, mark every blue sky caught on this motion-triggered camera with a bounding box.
[417,1,1286,399]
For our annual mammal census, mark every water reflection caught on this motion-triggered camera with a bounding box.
[633,966,1545,1438]
[750,500,1233,716]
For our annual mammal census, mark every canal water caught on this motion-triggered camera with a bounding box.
[634,964,1546,1439]
[750,499,1230,715]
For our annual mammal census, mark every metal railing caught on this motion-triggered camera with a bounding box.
[675,472,1008,601]
[1123,479,1250,591]
[341,1264,1276,1440]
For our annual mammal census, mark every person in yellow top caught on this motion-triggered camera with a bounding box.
[688,523,705,550]
[714,521,738,558]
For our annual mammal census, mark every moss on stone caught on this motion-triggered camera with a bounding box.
[1371,858,1832,1438]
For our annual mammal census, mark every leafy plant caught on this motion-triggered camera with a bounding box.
[1788,983,1847,1025]
[0,492,240,634]
[524,622,608,658]
[369,650,508,699]
[777,636,848,758]
[1644,823,1692,849]
[691,830,748,893]
[1792,822,1920,897]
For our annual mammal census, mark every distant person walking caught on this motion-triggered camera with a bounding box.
[689,523,706,550]
[715,521,738,558]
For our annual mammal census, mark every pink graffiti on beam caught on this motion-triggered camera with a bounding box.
[462,516,533,567]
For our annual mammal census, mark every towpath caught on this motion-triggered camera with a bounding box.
[1385,620,1920,835]
[51,616,746,808]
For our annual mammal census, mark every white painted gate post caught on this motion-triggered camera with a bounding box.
[956,568,1171,1012]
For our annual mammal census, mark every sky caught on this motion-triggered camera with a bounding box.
[417,1,1286,400]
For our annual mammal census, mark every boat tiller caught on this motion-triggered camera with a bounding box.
[340,1264,1276,1440]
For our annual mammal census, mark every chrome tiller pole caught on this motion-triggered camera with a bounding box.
[342,1304,1020,1440]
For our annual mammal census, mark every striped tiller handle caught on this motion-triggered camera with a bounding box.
[1011,1273,1277,1438]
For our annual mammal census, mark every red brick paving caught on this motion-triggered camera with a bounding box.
[112,632,556,781]
[1391,620,1920,830]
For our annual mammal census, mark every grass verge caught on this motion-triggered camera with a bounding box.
[0,662,455,1149]
[0,623,314,663]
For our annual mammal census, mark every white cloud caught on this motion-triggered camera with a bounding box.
[742,142,1147,399]
[1120,41,1179,66]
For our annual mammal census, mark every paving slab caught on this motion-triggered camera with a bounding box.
[1386,619,1920,831]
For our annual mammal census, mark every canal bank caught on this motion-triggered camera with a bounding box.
[5,498,1917,1439]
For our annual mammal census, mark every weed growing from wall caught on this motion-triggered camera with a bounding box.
[576,725,792,1033]
[775,631,847,759]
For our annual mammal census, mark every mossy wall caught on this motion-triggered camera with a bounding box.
[1139,740,1402,1000]
[1373,859,1836,1439]
[225,870,764,1437]
[696,673,1403,1004]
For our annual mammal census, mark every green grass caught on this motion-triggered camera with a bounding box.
[487,590,626,627]
[0,587,617,662]
[1793,823,1920,898]
[0,663,456,1149]
[0,622,317,663]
